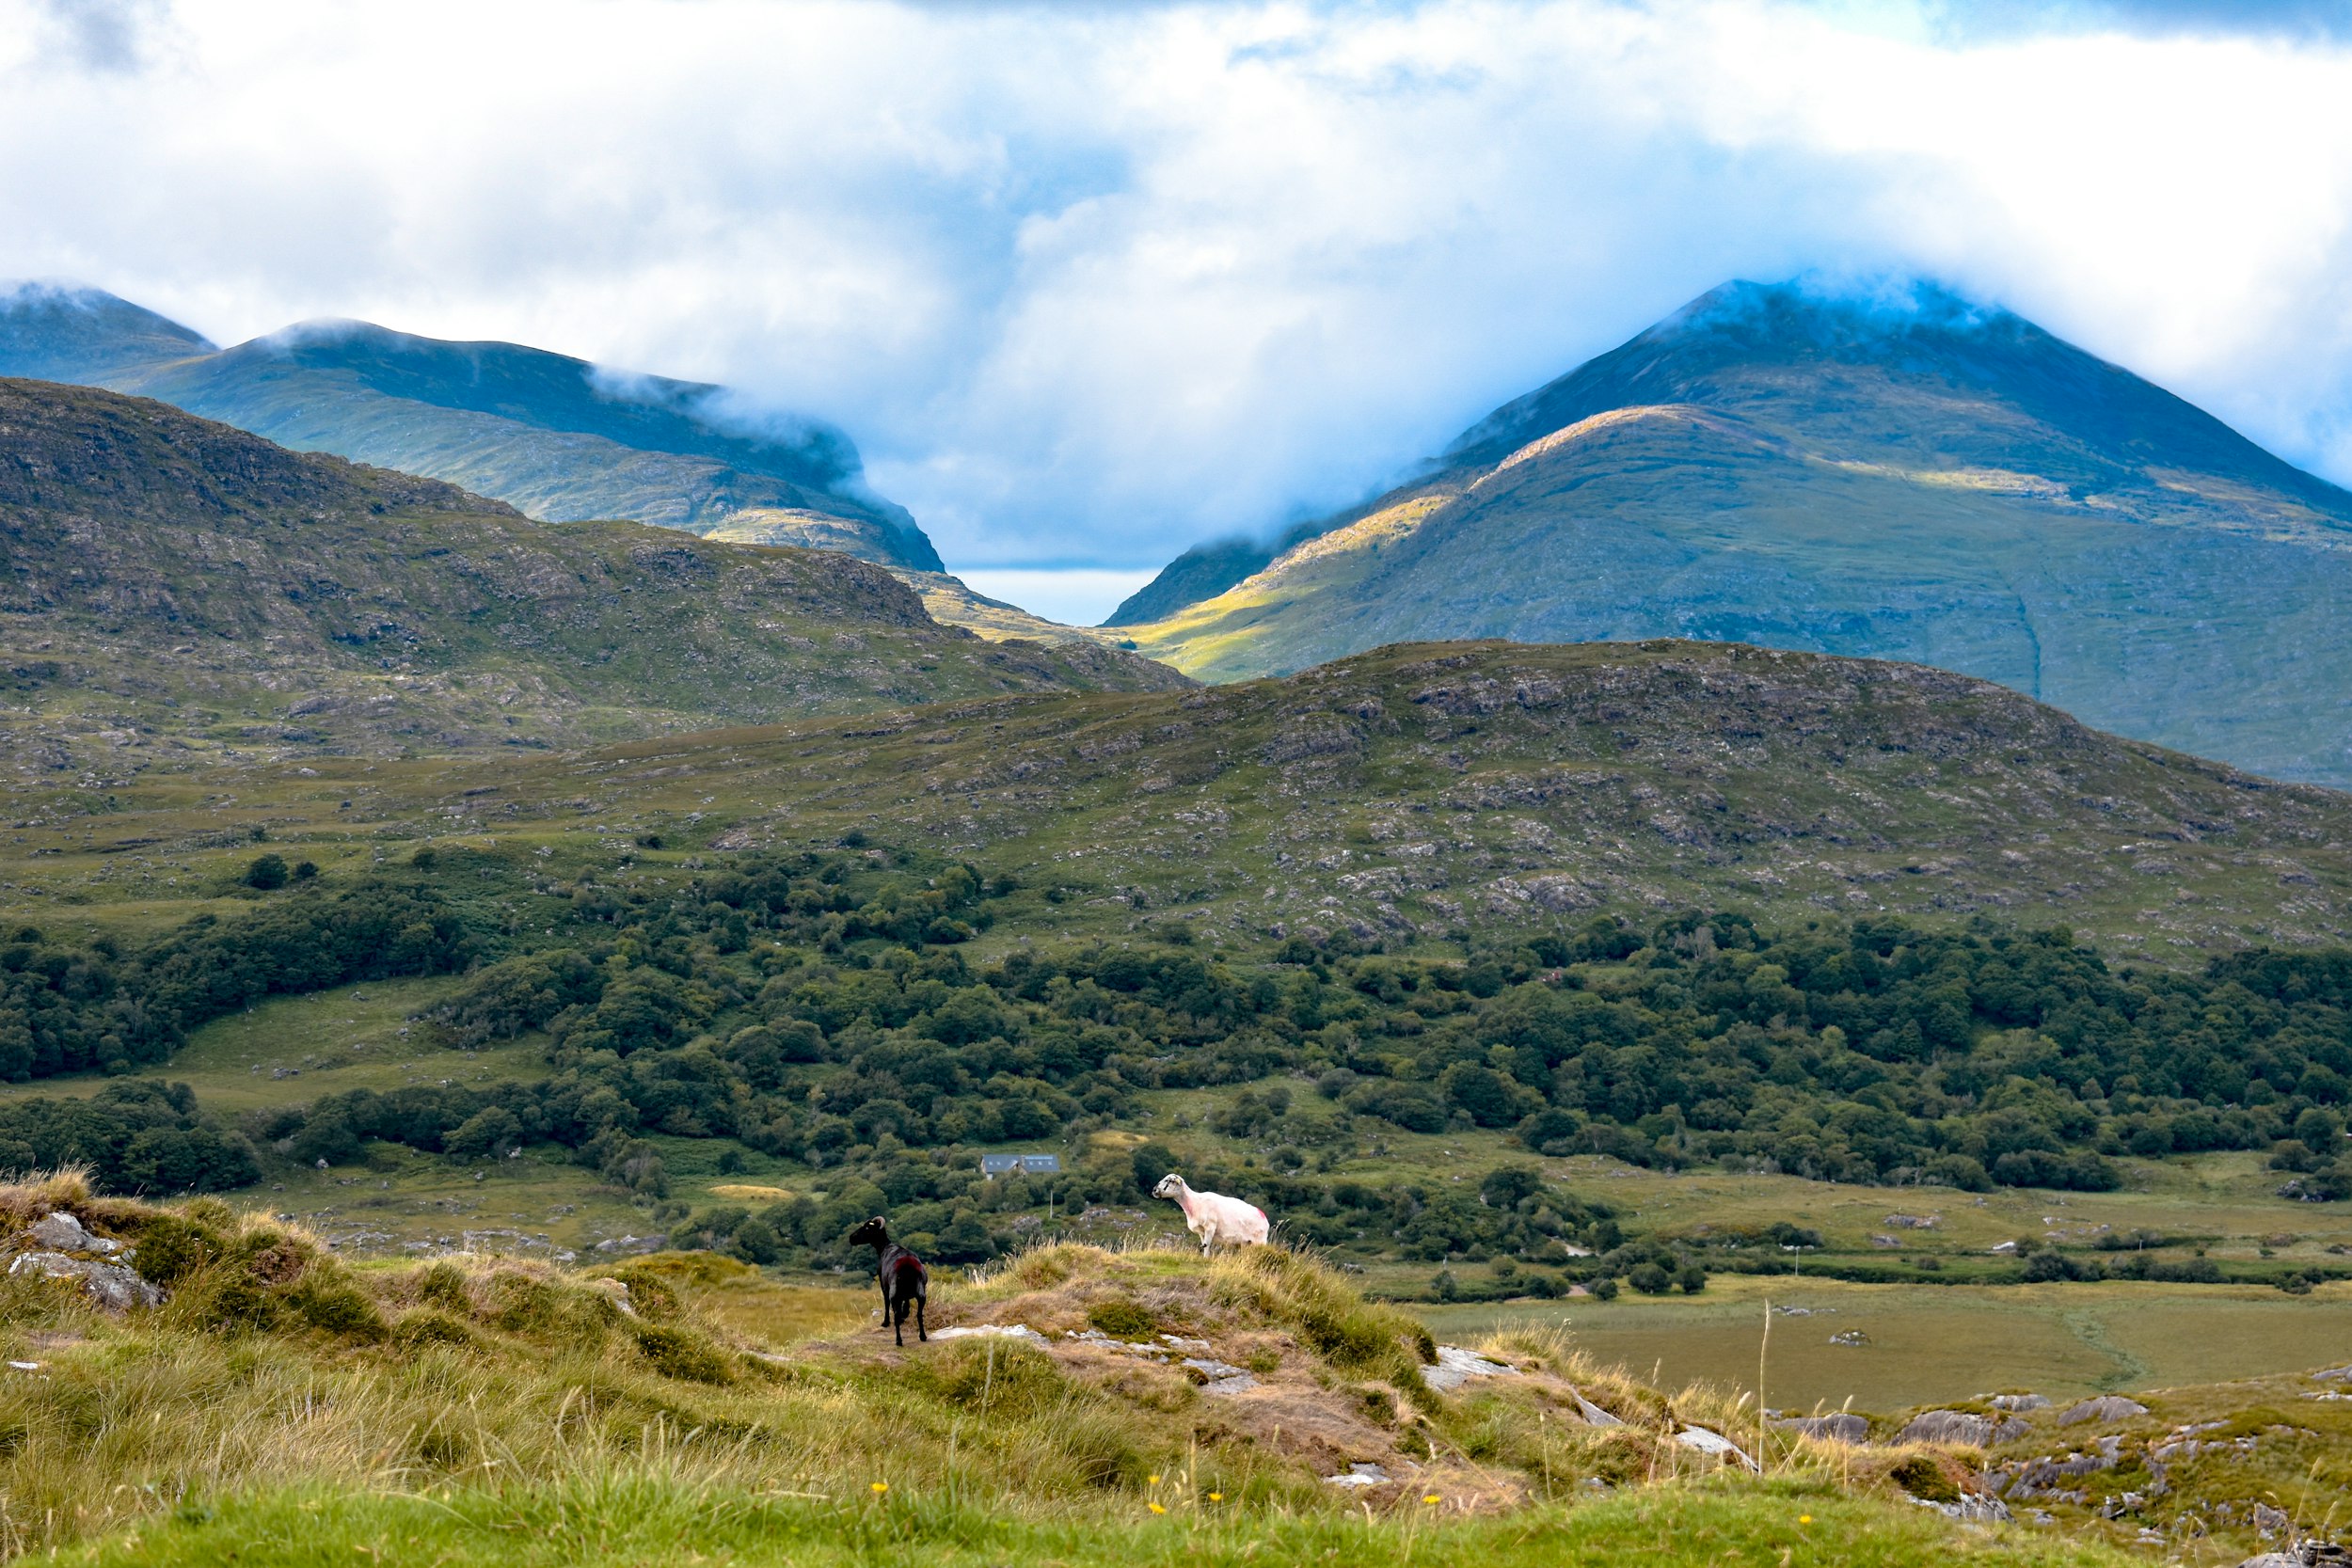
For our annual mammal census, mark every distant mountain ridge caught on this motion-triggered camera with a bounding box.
[0,282,942,571]
[0,377,1182,772]
[1119,279,2352,786]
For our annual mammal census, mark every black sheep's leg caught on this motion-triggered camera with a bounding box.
[916,1291,927,1342]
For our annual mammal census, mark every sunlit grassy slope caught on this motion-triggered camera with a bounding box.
[1120,282,2352,786]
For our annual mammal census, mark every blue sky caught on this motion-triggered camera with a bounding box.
[5,0,2352,622]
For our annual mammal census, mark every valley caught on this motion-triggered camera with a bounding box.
[7,286,2352,1568]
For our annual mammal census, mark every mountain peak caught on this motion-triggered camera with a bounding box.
[1118,276,2352,784]
[0,290,945,572]
[1442,276,2347,515]
[0,280,215,379]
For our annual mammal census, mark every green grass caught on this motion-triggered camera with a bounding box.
[7,1178,2344,1567]
[1425,1275,2352,1413]
[0,975,518,1114]
[33,1477,2137,1568]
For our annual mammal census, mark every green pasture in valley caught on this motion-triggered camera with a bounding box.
[1421,1274,2352,1412]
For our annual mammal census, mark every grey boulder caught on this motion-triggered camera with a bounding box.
[1898,1410,2029,1447]
[28,1212,121,1255]
[2058,1396,2150,1427]
[8,1250,164,1310]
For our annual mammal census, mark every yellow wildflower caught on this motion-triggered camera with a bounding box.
[1148,1502,1167,1515]
[870,1482,889,1495]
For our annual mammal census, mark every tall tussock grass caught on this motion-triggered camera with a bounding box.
[0,1180,2115,1566]
[0,1184,1309,1559]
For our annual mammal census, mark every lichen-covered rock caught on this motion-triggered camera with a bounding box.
[1775,1413,1869,1444]
[7,1250,164,1310]
[26,1212,120,1256]
[1898,1410,2029,1447]
[2058,1396,2150,1427]
[1908,1493,2013,1525]
[1675,1426,1757,1470]
[1421,1345,1518,1392]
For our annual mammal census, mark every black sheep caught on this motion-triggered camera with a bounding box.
[849,1215,929,1345]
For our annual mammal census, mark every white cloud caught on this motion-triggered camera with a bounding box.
[2,0,2350,572]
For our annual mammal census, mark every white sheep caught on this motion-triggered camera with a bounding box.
[1152,1173,1270,1254]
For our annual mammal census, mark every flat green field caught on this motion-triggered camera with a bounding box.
[0,975,536,1115]
[1420,1274,2352,1412]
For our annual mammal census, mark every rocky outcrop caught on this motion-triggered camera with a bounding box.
[1422,1345,1520,1393]
[1897,1410,2030,1447]
[2058,1396,2150,1427]
[1908,1493,2013,1525]
[5,1211,163,1310]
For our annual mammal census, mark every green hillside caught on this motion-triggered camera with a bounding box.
[403,637,2352,958]
[8,638,2349,958]
[0,283,941,571]
[0,377,1184,773]
[1120,281,2352,787]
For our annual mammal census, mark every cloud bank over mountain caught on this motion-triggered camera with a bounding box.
[4,0,2351,577]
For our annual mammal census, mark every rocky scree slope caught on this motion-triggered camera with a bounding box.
[1119,280,2352,787]
[0,378,1184,771]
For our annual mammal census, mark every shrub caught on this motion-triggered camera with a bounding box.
[1086,1297,1158,1340]
[632,1323,734,1384]
[289,1276,388,1341]
[1889,1454,1961,1503]
[389,1310,479,1351]
[443,1107,523,1162]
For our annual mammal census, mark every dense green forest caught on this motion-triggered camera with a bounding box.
[6,839,2352,1284]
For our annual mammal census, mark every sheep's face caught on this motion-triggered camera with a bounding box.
[1152,1174,1184,1199]
[848,1216,888,1247]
